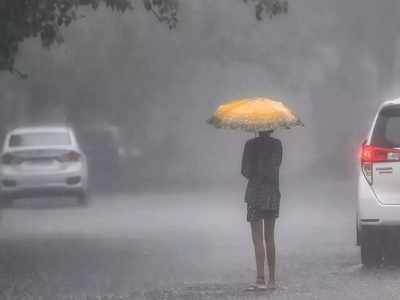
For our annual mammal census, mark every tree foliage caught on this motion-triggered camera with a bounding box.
[0,0,178,78]
[143,0,177,29]
[244,0,288,20]
[0,0,285,78]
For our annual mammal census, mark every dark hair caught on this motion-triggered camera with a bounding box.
[259,130,274,136]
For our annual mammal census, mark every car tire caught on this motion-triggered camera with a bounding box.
[77,192,89,207]
[382,229,400,266]
[361,227,383,268]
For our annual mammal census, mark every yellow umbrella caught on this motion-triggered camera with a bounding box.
[207,97,303,132]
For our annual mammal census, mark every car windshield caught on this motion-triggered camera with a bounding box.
[371,107,400,148]
[9,132,71,147]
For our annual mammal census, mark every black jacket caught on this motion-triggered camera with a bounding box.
[241,136,282,211]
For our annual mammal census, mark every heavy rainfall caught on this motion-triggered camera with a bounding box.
[1,0,400,299]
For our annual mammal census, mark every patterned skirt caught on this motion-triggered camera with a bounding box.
[245,179,280,222]
[247,203,278,222]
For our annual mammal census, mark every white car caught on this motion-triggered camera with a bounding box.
[358,98,400,266]
[0,126,88,207]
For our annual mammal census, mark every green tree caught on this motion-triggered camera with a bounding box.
[0,0,287,78]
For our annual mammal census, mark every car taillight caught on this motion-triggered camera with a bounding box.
[360,144,400,185]
[62,151,81,162]
[361,145,400,163]
[1,153,21,165]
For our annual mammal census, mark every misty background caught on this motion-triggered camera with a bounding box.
[1,0,399,189]
[3,2,400,299]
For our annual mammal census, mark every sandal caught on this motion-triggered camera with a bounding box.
[245,283,267,291]
[267,281,277,290]
[245,277,267,291]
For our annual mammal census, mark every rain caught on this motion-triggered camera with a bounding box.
[0,0,400,299]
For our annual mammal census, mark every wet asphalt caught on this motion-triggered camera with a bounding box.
[0,180,400,300]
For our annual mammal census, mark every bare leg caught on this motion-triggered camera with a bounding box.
[264,218,276,287]
[250,221,265,283]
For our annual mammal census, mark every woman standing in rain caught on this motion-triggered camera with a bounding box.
[242,130,282,290]
[207,97,301,291]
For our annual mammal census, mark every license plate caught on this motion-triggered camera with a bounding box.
[23,159,56,169]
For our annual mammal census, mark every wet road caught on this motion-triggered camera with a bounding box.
[1,181,400,299]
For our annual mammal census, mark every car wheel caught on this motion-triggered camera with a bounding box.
[77,192,89,207]
[382,229,400,266]
[361,228,383,268]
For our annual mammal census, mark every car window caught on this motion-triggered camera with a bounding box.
[371,107,400,148]
[9,132,71,147]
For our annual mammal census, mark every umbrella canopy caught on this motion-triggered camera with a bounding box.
[207,97,303,132]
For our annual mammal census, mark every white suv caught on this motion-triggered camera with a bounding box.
[358,99,400,266]
[0,126,88,207]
